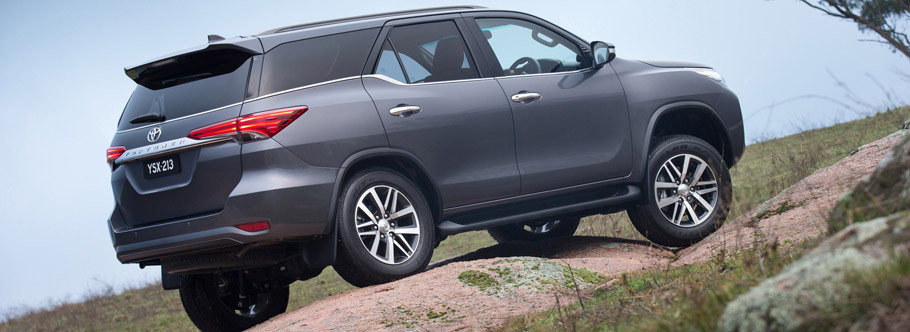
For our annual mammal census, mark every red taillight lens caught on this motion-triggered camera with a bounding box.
[187,106,307,141]
[238,107,307,138]
[187,118,239,140]
[106,146,126,162]
[235,221,270,232]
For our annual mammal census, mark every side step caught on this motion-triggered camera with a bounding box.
[436,185,641,236]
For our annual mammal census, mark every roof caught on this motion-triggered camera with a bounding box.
[258,6,486,35]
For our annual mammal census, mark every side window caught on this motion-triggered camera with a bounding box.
[474,18,585,76]
[260,28,379,94]
[374,41,408,83]
[385,21,479,83]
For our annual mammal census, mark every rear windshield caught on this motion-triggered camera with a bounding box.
[118,52,252,131]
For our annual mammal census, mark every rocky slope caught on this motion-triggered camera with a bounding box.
[251,130,908,332]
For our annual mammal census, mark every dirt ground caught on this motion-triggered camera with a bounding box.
[250,132,905,332]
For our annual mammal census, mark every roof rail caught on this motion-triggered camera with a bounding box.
[259,6,486,35]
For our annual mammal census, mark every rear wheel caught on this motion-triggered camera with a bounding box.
[629,135,732,247]
[487,216,581,243]
[334,168,434,287]
[179,271,289,332]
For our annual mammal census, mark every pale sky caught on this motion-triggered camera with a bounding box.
[1,0,908,313]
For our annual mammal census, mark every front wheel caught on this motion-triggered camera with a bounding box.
[334,168,435,287]
[629,135,732,247]
[179,271,289,332]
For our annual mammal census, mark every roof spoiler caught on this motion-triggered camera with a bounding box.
[124,36,262,83]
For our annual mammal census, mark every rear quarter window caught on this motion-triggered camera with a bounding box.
[259,28,380,94]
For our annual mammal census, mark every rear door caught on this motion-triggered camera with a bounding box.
[110,48,256,227]
[362,18,520,208]
[465,15,633,194]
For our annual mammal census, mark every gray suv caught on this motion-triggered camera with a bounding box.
[107,6,743,331]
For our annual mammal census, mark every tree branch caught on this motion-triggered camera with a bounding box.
[800,0,848,18]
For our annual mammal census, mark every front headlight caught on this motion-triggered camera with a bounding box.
[691,68,726,86]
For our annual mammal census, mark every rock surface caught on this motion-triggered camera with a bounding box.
[719,133,910,332]
[830,130,910,233]
[717,212,910,331]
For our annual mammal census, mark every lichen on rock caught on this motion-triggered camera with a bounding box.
[718,212,910,332]
[829,131,910,233]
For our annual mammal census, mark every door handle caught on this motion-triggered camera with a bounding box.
[389,105,421,117]
[511,92,541,103]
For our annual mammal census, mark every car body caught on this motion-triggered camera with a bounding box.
[106,6,743,331]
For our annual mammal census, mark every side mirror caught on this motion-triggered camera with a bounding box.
[591,41,615,68]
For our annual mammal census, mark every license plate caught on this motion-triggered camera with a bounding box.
[143,154,181,179]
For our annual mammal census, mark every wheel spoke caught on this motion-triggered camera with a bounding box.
[655,181,677,189]
[358,202,377,223]
[395,226,420,235]
[683,200,700,224]
[680,155,691,179]
[356,221,375,228]
[672,202,682,225]
[389,206,415,220]
[383,188,394,212]
[359,230,378,237]
[691,163,706,184]
[696,187,717,195]
[390,191,398,213]
[394,234,414,255]
[696,180,716,186]
[385,236,395,262]
[691,192,714,215]
[657,196,679,208]
[661,165,676,182]
[370,231,380,255]
[668,162,682,178]
[368,188,385,215]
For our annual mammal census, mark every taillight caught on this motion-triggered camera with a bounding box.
[188,106,307,141]
[187,118,238,140]
[235,221,270,232]
[106,146,126,162]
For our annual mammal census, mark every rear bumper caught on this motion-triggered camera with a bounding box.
[109,139,338,264]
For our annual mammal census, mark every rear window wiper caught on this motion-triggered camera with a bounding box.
[129,113,166,124]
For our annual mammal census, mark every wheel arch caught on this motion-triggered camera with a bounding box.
[641,101,735,173]
[331,148,443,229]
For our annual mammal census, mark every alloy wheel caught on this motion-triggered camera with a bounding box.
[354,185,421,264]
[653,153,719,227]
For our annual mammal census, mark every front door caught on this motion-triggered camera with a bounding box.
[469,17,633,194]
[363,20,520,208]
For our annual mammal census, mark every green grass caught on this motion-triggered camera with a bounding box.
[497,240,814,332]
[2,107,907,332]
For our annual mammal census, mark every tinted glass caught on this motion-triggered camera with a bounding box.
[387,21,479,83]
[475,18,585,76]
[118,57,252,131]
[260,28,380,94]
[374,41,407,83]
[398,53,431,83]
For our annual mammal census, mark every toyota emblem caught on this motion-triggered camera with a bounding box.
[147,127,162,142]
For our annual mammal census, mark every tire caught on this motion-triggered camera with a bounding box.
[487,216,581,243]
[334,168,435,287]
[628,135,732,247]
[179,271,289,332]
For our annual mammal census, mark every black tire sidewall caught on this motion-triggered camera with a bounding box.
[179,273,289,332]
[336,168,434,283]
[637,135,732,245]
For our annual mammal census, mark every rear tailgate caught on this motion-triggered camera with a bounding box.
[109,44,259,228]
